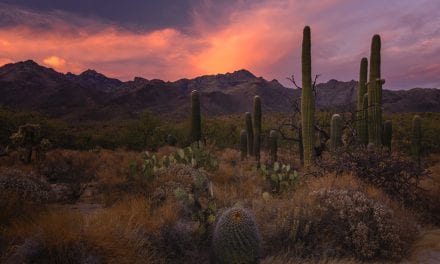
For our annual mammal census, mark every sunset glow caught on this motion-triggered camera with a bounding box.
[0,0,439,89]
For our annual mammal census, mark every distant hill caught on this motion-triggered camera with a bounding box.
[0,60,439,121]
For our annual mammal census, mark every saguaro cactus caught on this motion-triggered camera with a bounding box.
[383,120,392,152]
[361,94,369,145]
[269,130,278,165]
[368,35,384,146]
[191,90,202,143]
[357,58,368,145]
[212,207,261,263]
[411,115,422,166]
[240,130,247,161]
[301,25,315,167]
[330,114,343,151]
[245,112,254,156]
[253,96,262,166]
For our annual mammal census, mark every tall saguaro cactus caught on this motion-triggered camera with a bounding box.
[368,35,384,146]
[411,115,422,166]
[330,114,343,151]
[301,25,315,167]
[357,58,368,145]
[240,129,247,161]
[245,112,254,156]
[190,90,202,143]
[361,94,369,145]
[383,120,392,152]
[253,96,262,165]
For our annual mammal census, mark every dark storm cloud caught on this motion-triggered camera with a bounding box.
[0,0,197,30]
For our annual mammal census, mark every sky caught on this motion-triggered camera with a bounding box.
[0,0,439,89]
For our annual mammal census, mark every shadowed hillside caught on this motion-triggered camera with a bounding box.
[0,61,439,121]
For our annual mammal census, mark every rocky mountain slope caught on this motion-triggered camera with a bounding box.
[0,60,438,121]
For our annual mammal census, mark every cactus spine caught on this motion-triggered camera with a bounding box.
[190,90,201,143]
[362,94,369,145]
[383,120,392,152]
[330,114,343,151]
[411,115,422,166]
[240,129,247,161]
[253,96,262,167]
[301,25,315,167]
[212,207,261,263]
[357,58,368,145]
[245,112,254,156]
[269,130,278,165]
[368,35,384,146]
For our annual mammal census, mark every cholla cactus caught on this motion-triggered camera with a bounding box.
[10,124,42,163]
[212,207,261,263]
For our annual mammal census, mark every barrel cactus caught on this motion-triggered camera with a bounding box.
[240,129,247,161]
[245,112,254,156]
[411,115,422,166]
[368,35,385,146]
[269,130,278,165]
[382,120,392,152]
[330,114,343,151]
[191,90,202,143]
[357,57,368,145]
[301,25,315,167]
[212,207,261,263]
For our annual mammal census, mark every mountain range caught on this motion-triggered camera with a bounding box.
[0,60,439,121]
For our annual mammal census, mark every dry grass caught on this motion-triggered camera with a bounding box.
[2,197,177,263]
[1,148,438,263]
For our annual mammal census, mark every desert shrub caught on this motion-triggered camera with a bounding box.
[0,168,51,224]
[2,210,97,264]
[255,180,417,261]
[38,151,97,202]
[318,147,439,223]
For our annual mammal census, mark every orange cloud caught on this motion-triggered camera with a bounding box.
[0,0,438,89]
[43,56,66,70]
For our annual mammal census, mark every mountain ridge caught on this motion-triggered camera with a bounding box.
[0,60,439,121]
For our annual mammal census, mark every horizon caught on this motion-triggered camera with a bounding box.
[0,1,439,90]
[4,59,439,91]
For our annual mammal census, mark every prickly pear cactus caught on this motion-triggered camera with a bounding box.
[212,207,261,264]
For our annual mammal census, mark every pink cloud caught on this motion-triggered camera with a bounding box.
[0,0,438,89]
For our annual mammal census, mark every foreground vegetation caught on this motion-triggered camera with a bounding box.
[0,147,439,263]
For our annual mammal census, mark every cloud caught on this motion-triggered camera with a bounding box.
[43,56,66,69]
[0,0,439,89]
